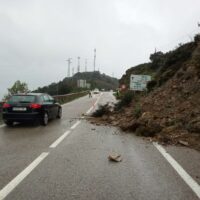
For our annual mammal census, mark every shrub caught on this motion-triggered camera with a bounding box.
[92,104,111,117]
[147,80,157,92]
[115,91,134,111]
[133,104,142,118]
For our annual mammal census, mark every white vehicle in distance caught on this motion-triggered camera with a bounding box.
[93,88,100,94]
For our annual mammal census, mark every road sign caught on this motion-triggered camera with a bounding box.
[130,74,151,91]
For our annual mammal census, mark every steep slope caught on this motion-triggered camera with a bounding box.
[93,34,200,150]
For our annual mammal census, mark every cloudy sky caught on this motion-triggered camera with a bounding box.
[0,0,200,98]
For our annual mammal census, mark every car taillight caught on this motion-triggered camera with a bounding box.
[30,103,41,109]
[3,103,11,108]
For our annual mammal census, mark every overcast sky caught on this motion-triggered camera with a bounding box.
[0,0,200,98]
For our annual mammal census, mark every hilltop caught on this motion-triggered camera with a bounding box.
[92,34,200,150]
[34,71,118,95]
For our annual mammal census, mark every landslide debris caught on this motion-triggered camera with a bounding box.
[90,34,200,151]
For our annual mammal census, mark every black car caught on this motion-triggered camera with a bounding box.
[2,93,62,126]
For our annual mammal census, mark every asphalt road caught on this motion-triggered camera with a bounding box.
[0,92,200,200]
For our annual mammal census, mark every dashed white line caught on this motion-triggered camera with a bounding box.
[0,92,105,199]
[49,130,71,148]
[154,142,200,199]
[70,121,81,130]
[0,152,49,200]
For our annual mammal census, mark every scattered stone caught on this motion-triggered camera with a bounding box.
[187,117,200,132]
[140,112,154,122]
[108,152,122,162]
[178,140,189,146]
[112,121,119,126]
[162,125,178,134]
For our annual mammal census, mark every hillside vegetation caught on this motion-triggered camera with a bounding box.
[93,34,200,150]
[34,71,118,95]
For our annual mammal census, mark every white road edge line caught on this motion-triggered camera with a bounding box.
[153,142,200,199]
[0,152,49,200]
[86,107,93,114]
[70,121,81,130]
[86,93,102,114]
[0,124,5,128]
[49,130,71,148]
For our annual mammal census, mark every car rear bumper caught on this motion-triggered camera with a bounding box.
[2,112,41,122]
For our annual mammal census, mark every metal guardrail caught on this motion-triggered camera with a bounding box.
[53,91,88,104]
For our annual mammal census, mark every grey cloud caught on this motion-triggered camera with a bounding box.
[0,0,200,98]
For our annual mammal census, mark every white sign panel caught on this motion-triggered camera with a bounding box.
[130,74,151,91]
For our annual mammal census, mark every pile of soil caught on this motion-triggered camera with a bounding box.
[90,39,200,151]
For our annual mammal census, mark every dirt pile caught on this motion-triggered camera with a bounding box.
[90,36,200,151]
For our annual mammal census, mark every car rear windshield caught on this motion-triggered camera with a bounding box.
[8,95,36,103]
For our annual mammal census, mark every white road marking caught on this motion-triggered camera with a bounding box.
[94,93,103,106]
[0,92,106,199]
[49,130,71,148]
[154,143,200,199]
[86,107,93,114]
[0,152,49,200]
[86,92,103,114]
[0,124,5,128]
[70,121,81,130]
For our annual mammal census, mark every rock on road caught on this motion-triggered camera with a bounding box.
[0,92,200,200]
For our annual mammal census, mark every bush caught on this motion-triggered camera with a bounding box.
[115,91,134,111]
[147,80,157,92]
[133,104,142,118]
[92,104,111,117]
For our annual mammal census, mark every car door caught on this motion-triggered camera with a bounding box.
[42,94,54,119]
[48,95,58,118]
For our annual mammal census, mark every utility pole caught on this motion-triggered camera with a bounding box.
[85,59,87,72]
[77,57,80,73]
[93,48,96,71]
[72,67,74,76]
[66,58,72,77]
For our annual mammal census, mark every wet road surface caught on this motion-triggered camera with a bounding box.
[0,92,200,200]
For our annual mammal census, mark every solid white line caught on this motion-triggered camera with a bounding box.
[86,92,103,114]
[0,152,49,200]
[86,107,93,114]
[70,121,81,130]
[153,143,200,199]
[49,130,71,148]
[0,124,5,128]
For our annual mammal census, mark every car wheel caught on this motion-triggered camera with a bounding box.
[5,121,13,127]
[41,112,48,126]
[57,108,62,119]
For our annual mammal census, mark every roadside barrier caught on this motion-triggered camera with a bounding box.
[53,91,88,104]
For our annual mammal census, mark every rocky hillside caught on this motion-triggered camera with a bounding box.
[93,34,200,150]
